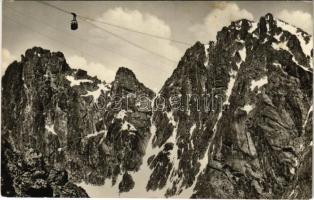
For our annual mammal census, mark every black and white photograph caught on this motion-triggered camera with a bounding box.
[1,0,313,198]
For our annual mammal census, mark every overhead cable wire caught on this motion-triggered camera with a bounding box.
[37,1,72,15]
[4,11,168,88]
[79,18,178,63]
[4,14,112,68]
[36,1,180,63]
[4,5,171,73]
[79,15,192,46]
[37,1,192,46]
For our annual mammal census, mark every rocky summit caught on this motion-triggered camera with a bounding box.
[1,13,312,198]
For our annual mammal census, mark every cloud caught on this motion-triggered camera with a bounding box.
[67,55,116,82]
[92,7,180,60]
[276,10,313,34]
[2,48,17,76]
[100,7,171,38]
[87,7,182,91]
[189,2,254,42]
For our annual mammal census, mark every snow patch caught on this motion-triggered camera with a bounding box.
[190,124,196,135]
[241,104,253,113]
[273,62,282,68]
[98,129,108,145]
[166,111,176,126]
[271,40,290,51]
[289,189,295,198]
[82,83,111,101]
[248,22,257,33]
[121,121,137,132]
[119,123,170,197]
[65,75,92,87]
[121,95,181,197]
[292,56,312,72]
[266,23,270,32]
[289,167,295,175]
[303,105,313,130]
[246,131,257,156]
[116,110,127,119]
[239,47,247,61]
[250,76,268,92]
[168,123,179,172]
[224,69,237,105]
[274,32,283,41]
[86,130,106,138]
[45,125,57,136]
[204,44,209,66]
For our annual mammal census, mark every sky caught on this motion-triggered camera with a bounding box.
[2,1,313,91]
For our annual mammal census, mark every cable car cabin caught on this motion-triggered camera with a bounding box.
[71,12,78,30]
[71,20,78,30]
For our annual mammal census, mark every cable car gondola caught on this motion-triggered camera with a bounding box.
[71,12,78,30]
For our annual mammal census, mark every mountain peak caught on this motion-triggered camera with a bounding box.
[265,13,274,21]
[20,47,71,75]
[23,46,65,61]
[115,67,137,80]
[112,66,154,97]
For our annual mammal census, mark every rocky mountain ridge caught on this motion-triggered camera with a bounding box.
[1,46,155,195]
[1,13,312,198]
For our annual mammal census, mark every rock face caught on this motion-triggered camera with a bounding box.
[1,139,89,197]
[145,13,312,199]
[1,47,155,195]
[1,13,312,198]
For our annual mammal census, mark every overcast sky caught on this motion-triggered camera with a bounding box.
[2,1,313,91]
